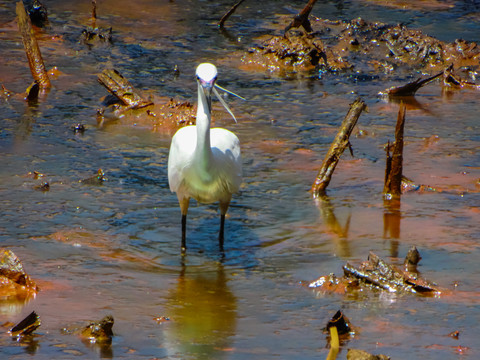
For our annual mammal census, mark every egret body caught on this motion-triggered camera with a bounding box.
[168,63,242,252]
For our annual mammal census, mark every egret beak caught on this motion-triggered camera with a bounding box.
[213,84,245,123]
[214,84,246,101]
[199,78,214,114]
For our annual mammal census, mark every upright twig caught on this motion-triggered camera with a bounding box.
[218,0,246,29]
[16,1,51,90]
[311,98,367,198]
[383,103,406,199]
[92,0,97,20]
[91,0,97,28]
[284,0,317,35]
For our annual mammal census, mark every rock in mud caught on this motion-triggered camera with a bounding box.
[9,311,41,338]
[80,315,114,344]
[63,315,114,344]
[0,249,39,298]
[81,26,113,47]
[347,349,390,360]
[25,0,49,28]
[79,169,107,185]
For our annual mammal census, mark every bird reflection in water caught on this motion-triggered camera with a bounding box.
[163,262,237,359]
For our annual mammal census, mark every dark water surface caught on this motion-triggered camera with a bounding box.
[0,0,479,359]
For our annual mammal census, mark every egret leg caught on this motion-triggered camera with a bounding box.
[219,214,225,251]
[219,199,231,251]
[181,214,187,252]
[179,197,190,253]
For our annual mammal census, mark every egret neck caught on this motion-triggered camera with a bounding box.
[194,79,214,180]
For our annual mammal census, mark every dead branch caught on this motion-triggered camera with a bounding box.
[16,1,51,89]
[284,0,317,35]
[443,64,480,89]
[383,104,405,199]
[97,69,153,109]
[218,0,247,29]
[311,98,367,198]
[382,70,442,97]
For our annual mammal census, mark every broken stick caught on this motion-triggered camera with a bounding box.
[383,103,405,199]
[382,71,442,97]
[16,1,51,90]
[218,0,247,29]
[311,98,367,198]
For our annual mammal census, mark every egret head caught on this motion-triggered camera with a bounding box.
[196,63,217,115]
[195,63,244,123]
[196,63,218,89]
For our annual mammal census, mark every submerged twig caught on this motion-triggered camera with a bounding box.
[97,69,153,109]
[311,98,367,198]
[16,1,51,90]
[218,0,246,29]
[284,0,318,34]
[384,104,405,199]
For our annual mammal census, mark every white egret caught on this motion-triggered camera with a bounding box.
[168,63,242,252]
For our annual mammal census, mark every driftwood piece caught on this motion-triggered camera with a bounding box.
[16,1,51,90]
[218,0,246,29]
[284,0,318,34]
[343,251,443,295]
[311,98,367,198]
[310,249,444,296]
[383,104,405,199]
[97,69,153,109]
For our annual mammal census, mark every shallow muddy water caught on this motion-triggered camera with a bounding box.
[0,0,479,359]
